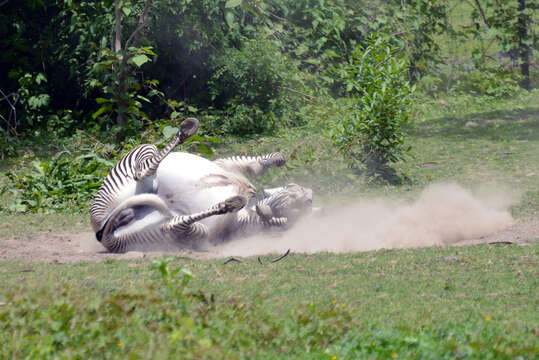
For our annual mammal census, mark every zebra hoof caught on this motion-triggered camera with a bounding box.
[270,152,286,167]
[256,204,273,221]
[223,195,246,213]
[260,152,286,169]
[179,118,199,139]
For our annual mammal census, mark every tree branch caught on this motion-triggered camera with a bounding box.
[254,4,289,24]
[0,88,19,136]
[472,0,491,29]
[113,0,123,53]
[125,0,152,50]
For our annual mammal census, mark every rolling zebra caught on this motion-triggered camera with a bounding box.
[90,118,314,253]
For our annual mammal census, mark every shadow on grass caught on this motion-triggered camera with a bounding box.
[415,107,539,141]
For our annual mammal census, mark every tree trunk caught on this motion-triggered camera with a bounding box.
[116,67,128,143]
[114,0,126,142]
[518,0,530,90]
[112,0,152,142]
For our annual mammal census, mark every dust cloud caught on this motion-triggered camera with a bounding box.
[213,183,518,257]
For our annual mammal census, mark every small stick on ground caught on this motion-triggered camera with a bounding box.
[224,249,291,265]
[271,249,291,263]
[223,257,245,264]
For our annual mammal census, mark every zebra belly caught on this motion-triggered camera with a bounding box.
[156,152,241,213]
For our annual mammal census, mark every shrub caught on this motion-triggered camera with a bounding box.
[330,36,415,181]
[452,69,521,98]
[208,37,297,135]
[1,151,114,213]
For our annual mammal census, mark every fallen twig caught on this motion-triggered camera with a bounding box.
[271,249,291,263]
[224,249,291,265]
[223,257,245,264]
[488,241,516,245]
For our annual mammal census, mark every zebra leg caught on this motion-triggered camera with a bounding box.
[162,195,246,239]
[232,206,288,238]
[213,152,286,178]
[255,204,288,227]
[134,117,200,181]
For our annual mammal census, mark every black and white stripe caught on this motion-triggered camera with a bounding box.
[214,152,286,177]
[163,195,246,237]
[236,209,288,232]
[90,144,158,232]
[90,118,200,233]
[103,225,173,253]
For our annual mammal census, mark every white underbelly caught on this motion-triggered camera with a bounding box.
[156,152,240,215]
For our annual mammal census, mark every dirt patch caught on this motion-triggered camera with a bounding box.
[0,219,536,264]
[453,219,538,246]
[0,231,206,264]
[1,183,536,263]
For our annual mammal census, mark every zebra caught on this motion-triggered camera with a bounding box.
[90,118,314,253]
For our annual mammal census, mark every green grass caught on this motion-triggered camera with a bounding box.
[1,88,538,358]
[0,243,537,358]
[211,90,539,218]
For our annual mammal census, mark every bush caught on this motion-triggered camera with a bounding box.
[1,151,114,213]
[452,69,521,98]
[208,38,297,135]
[330,36,415,181]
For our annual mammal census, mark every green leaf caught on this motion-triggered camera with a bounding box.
[205,136,221,144]
[225,11,235,27]
[141,47,157,56]
[162,126,179,140]
[225,0,241,8]
[122,6,131,17]
[92,105,110,119]
[35,73,47,84]
[129,54,150,67]
[196,143,213,157]
[137,95,151,103]
[28,94,50,109]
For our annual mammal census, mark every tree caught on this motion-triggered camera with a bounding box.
[470,0,537,90]
[92,0,155,141]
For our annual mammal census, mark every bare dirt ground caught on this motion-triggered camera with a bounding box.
[0,219,536,264]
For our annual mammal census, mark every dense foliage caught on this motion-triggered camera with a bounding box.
[1,151,113,213]
[0,0,450,139]
[0,0,536,211]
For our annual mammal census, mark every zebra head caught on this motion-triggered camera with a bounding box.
[261,183,313,223]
